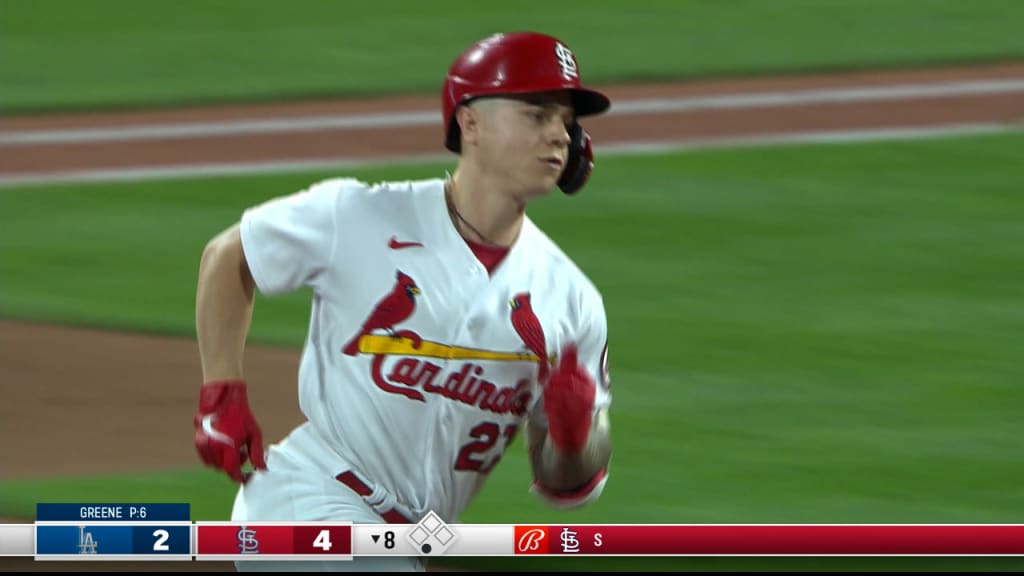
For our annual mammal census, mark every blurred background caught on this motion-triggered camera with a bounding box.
[1,0,1023,571]
[2,0,1023,111]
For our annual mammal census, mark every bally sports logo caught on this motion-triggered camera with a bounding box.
[515,526,549,554]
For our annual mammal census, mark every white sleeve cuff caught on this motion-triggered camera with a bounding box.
[530,468,608,509]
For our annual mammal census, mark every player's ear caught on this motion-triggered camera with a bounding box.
[457,103,482,148]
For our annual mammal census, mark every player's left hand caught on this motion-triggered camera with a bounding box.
[543,344,596,454]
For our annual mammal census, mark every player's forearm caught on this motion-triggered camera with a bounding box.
[196,224,255,383]
[534,410,611,491]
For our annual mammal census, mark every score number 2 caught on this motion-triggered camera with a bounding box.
[153,529,169,551]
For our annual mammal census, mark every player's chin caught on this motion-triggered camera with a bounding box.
[523,173,560,200]
[522,184,557,201]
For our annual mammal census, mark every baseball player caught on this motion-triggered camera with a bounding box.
[194,32,613,571]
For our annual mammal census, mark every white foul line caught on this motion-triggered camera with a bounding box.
[1,79,1022,146]
[0,122,1017,189]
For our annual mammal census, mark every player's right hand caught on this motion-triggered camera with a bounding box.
[193,380,267,483]
[543,344,596,454]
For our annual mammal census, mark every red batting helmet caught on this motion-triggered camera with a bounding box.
[442,32,611,152]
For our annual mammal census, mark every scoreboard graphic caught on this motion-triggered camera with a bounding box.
[33,504,191,560]
[3,503,1023,560]
[195,522,353,561]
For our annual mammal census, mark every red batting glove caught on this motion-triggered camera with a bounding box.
[543,344,596,454]
[193,380,266,483]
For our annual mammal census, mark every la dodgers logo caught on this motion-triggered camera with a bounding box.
[77,526,98,554]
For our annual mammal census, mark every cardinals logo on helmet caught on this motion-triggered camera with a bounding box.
[342,270,420,356]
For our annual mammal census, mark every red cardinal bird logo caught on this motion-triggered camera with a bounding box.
[342,270,421,356]
[510,292,549,382]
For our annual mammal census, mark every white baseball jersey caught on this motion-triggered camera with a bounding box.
[239,177,612,523]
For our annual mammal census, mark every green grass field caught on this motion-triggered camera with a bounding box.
[2,131,1023,569]
[4,1,1024,570]
[2,0,1023,112]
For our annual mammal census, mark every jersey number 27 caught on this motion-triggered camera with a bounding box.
[454,421,519,474]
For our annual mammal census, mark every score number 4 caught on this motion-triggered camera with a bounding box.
[317,529,395,551]
[313,529,333,551]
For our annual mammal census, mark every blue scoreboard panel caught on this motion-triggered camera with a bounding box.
[34,504,191,560]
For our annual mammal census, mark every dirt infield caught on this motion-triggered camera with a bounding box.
[2,61,1023,487]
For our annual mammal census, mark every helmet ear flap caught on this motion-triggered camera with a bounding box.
[446,118,462,153]
[558,123,594,195]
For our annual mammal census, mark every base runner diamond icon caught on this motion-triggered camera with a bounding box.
[407,511,456,555]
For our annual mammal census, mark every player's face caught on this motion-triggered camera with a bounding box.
[473,92,575,199]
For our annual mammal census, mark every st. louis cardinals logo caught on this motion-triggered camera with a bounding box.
[236,526,259,554]
[554,42,578,80]
[342,272,550,416]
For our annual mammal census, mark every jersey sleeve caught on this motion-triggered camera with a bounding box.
[529,290,613,509]
[577,294,612,412]
[239,179,343,296]
[529,291,612,426]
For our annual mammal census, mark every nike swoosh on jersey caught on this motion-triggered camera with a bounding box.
[389,236,424,249]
